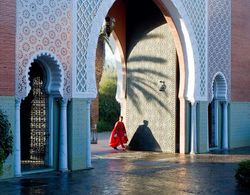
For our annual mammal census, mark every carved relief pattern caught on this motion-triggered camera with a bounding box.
[181,0,207,97]
[75,0,209,99]
[126,24,177,152]
[16,0,72,98]
[76,0,103,93]
[208,0,231,101]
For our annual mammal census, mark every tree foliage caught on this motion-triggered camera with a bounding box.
[97,75,120,132]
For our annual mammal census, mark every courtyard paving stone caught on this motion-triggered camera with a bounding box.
[0,132,250,194]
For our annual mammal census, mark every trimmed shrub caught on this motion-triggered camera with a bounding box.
[235,160,250,186]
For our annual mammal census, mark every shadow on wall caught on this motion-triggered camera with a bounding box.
[127,65,170,115]
[128,120,162,151]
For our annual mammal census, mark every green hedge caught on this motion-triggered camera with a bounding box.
[97,120,113,132]
[235,160,250,186]
[0,109,13,175]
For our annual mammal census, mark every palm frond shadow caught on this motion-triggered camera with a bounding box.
[127,66,171,114]
[128,68,168,78]
[140,34,164,41]
[128,55,167,64]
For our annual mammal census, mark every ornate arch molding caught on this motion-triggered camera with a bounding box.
[74,0,113,98]
[210,72,228,102]
[154,0,201,102]
[84,0,115,98]
[207,0,231,102]
[18,51,64,99]
[75,0,201,102]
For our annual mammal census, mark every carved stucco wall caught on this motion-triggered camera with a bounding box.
[127,23,177,153]
[208,0,231,101]
[15,0,214,100]
[16,0,72,99]
[75,0,104,96]
[75,0,208,101]
[180,0,207,99]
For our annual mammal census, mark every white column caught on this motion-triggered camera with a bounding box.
[86,100,91,168]
[59,98,68,171]
[222,102,228,149]
[190,102,197,154]
[14,98,21,176]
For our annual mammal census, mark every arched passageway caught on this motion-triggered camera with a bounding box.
[91,17,121,139]
[91,0,193,153]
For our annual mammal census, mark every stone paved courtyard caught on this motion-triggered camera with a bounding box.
[0,132,250,194]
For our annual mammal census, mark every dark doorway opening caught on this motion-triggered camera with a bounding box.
[21,61,50,172]
[208,100,218,148]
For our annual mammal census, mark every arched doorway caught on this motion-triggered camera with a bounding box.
[88,0,189,153]
[90,17,121,144]
[209,73,228,150]
[21,61,49,171]
[85,0,199,155]
[208,100,218,148]
[20,53,64,172]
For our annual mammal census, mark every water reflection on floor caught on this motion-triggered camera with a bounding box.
[1,133,250,195]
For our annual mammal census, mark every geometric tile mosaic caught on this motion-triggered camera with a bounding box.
[16,0,73,98]
[16,0,230,100]
[181,0,207,98]
[208,0,231,101]
[76,0,208,98]
[76,0,103,93]
[76,0,231,101]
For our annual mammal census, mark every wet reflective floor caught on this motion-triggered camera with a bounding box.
[1,133,250,194]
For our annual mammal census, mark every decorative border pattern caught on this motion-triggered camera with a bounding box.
[208,0,231,101]
[16,0,72,99]
[15,0,213,100]
[181,0,207,98]
[75,0,203,101]
[76,0,103,94]
[25,51,65,96]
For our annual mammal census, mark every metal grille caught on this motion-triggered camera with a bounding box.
[21,76,49,171]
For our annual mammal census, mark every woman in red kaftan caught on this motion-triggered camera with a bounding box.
[109,116,128,150]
